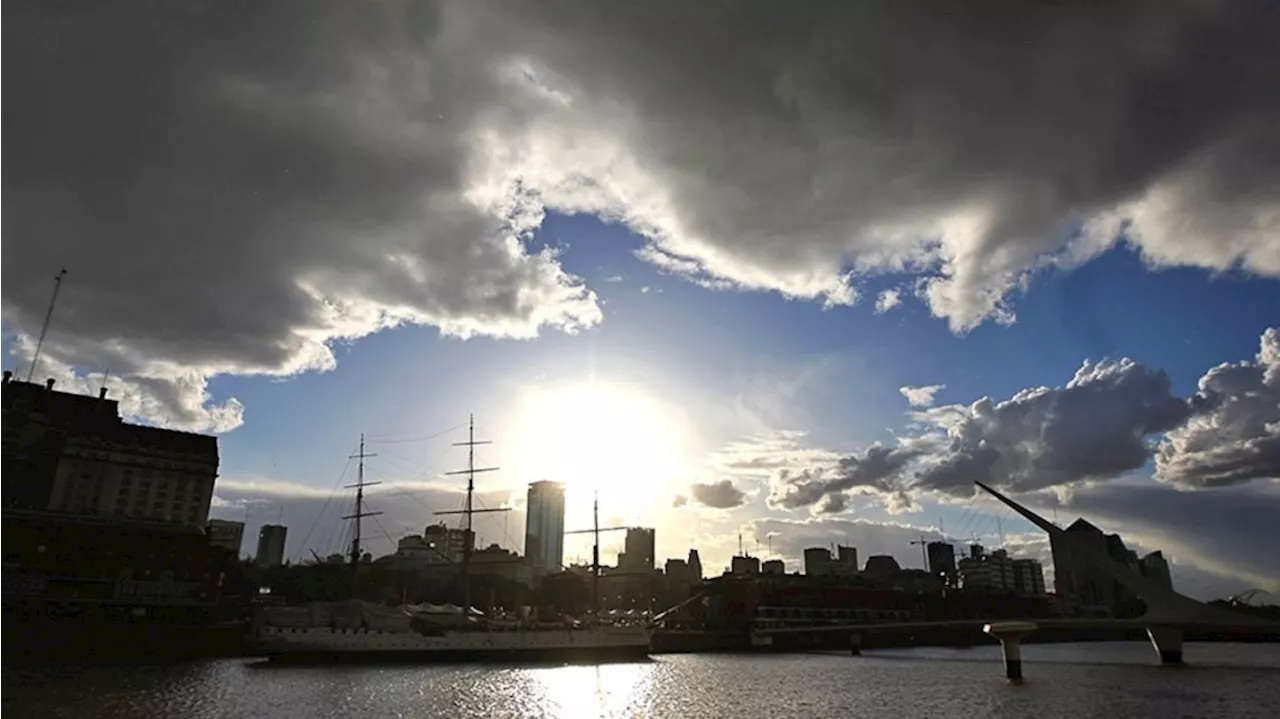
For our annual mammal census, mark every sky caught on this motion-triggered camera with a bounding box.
[4,1,1279,600]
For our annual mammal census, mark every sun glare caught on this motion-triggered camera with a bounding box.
[506,381,687,518]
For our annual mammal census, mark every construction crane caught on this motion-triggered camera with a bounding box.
[565,491,629,619]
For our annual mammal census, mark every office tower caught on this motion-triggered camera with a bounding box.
[524,480,565,574]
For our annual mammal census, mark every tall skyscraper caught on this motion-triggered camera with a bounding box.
[524,480,565,574]
[255,524,287,568]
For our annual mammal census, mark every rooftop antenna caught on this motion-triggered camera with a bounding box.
[277,504,284,525]
[27,267,67,382]
[97,368,110,398]
[996,516,1006,548]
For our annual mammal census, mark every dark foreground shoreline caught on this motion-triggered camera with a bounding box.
[5,619,1277,663]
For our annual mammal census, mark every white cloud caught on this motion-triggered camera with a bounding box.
[899,383,945,408]
[874,289,902,314]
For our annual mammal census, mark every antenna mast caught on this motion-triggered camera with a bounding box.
[343,434,381,597]
[27,268,67,382]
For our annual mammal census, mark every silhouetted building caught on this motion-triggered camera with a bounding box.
[804,547,832,576]
[1141,550,1174,592]
[665,558,693,587]
[2,375,219,527]
[731,554,761,576]
[687,549,703,581]
[762,559,785,575]
[959,547,1015,592]
[927,541,956,575]
[3,507,232,613]
[834,545,859,576]
[524,480,565,575]
[255,524,288,568]
[1052,518,1158,614]
[1012,558,1046,596]
[424,523,474,563]
[619,527,655,574]
[863,554,901,579]
[207,518,245,555]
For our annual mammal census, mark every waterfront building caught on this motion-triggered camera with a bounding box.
[762,559,785,575]
[207,518,245,555]
[619,527,655,573]
[863,554,901,579]
[834,545,859,576]
[3,374,219,527]
[524,480,565,575]
[926,541,957,575]
[804,547,832,576]
[1141,550,1174,591]
[731,554,761,576]
[255,524,288,568]
[1012,558,1047,596]
[687,549,703,580]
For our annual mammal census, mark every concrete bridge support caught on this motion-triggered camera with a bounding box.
[984,621,1038,683]
[1147,626,1184,665]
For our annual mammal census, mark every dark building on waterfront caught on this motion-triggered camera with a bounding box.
[2,374,219,527]
[1051,518,1175,615]
[255,524,288,568]
[619,527,656,574]
[926,541,956,576]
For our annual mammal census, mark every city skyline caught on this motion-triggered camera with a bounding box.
[4,2,1279,602]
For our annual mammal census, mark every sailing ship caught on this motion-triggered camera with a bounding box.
[249,416,653,663]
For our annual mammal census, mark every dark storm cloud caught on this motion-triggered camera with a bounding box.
[488,0,1280,326]
[6,1,1279,431]
[2,0,600,430]
[769,443,922,513]
[689,480,748,509]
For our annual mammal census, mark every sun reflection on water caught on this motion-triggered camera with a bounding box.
[522,662,653,718]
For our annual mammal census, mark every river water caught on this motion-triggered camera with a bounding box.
[5,642,1279,718]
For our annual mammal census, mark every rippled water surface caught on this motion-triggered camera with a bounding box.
[6,643,1279,718]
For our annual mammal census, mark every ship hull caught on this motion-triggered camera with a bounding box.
[252,625,652,665]
[260,643,650,665]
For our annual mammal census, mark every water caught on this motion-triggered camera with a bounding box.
[5,643,1279,718]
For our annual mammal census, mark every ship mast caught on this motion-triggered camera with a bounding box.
[435,415,503,616]
[592,491,601,620]
[344,434,381,597]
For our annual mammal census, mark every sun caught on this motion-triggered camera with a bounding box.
[505,381,687,517]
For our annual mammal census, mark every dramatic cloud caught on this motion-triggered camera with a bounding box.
[689,480,748,509]
[1155,328,1280,488]
[3,1,602,431]
[7,2,1279,428]
[770,443,923,514]
[900,384,945,408]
